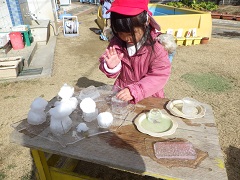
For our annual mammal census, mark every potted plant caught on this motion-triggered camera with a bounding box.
[201,37,209,44]
[235,15,240,21]
[221,13,235,20]
[211,12,222,19]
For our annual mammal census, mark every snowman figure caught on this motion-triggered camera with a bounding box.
[54,83,78,111]
[27,97,48,125]
[49,102,73,135]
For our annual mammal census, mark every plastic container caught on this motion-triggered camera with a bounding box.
[193,37,202,45]
[59,11,72,19]
[63,16,79,37]
[9,32,24,50]
[111,96,128,115]
[176,37,185,46]
[184,37,194,46]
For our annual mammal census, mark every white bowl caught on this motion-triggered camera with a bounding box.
[166,99,206,119]
[134,113,178,137]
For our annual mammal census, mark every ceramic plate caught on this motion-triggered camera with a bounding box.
[166,99,206,119]
[134,113,178,137]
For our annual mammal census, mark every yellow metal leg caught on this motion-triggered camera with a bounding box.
[31,149,52,180]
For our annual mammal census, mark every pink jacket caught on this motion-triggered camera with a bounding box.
[99,32,171,104]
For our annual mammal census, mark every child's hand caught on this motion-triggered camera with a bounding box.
[103,47,123,69]
[116,88,133,102]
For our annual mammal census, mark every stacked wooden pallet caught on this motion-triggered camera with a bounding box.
[0,56,24,79]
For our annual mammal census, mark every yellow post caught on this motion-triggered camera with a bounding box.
[31,149,52,180]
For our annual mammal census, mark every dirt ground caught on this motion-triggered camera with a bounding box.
[0,10,240,180]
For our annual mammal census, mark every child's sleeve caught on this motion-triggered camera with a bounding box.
[127,46,171,104]
[99,39,121,78]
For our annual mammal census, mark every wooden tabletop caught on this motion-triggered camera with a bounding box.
[10,97,228,180]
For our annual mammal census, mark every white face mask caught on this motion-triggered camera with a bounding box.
[126,36,146,57]
[126,42,142,56]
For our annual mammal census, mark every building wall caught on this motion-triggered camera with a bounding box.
[0,0,12,32]
[0,0,30,32]
[7,0,24,26]
[0,0,55,33]
[27,0,55,22]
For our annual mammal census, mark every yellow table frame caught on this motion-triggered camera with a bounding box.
[31,149,98,180]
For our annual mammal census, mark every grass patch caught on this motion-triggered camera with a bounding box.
[21,171,34,180]
[0,79,41,88]
[4,95,17,99]
[0,82,10,87]
[181,73,233,92]
[0,171,6,179]
[7,164,17,170]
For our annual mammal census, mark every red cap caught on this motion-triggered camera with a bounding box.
[107,0,152,16]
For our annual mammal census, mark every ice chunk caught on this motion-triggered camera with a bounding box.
[154,141,196,160]
[54,97,78,111]
[54,101,61,107]
[60,97,78,110]
[49,102,73,118]
[83,108,98,122]
[49,116,72,135]
[30,97,48,111]
[97,112,113,128]
[58,83,74,100]
[80,97,96,113]
[27,111,46,125]
[181,100,198,116]
[68,97,78,110]
[147,108,163,123]
[78,86,100,100]
[76,122,89,132]
[27,97,48,125]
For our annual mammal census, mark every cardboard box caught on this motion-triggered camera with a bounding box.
[0,57,23,78]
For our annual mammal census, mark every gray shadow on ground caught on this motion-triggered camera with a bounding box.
[89,27,101,35]
[76,77,106,88]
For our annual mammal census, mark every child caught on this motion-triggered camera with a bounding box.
[99,0,171,104]
[100,0,113,41]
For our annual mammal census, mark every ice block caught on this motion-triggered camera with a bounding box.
[154,141,196,160]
